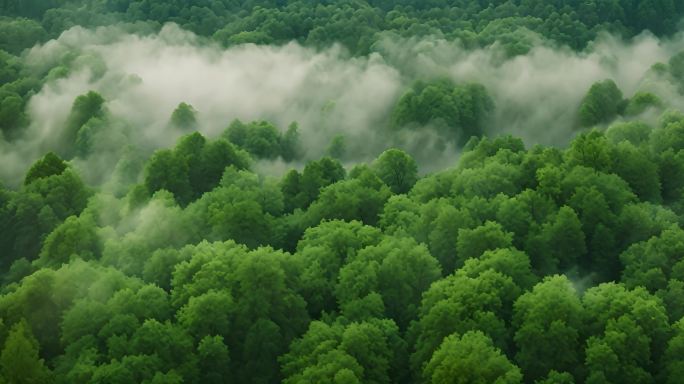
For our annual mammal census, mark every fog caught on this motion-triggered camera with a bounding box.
[4,23,684,187]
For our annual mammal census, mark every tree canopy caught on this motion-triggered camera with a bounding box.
[3,1,684,383]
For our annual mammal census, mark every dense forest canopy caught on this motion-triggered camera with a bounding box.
[2,0,684,53]
[4,1,684,383]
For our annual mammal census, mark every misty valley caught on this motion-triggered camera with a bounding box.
[3,1,684,383]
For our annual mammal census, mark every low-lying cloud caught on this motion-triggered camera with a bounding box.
[3,24,684,187]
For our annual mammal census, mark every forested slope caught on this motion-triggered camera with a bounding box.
[3,1,684,384]
[2,0,684,55]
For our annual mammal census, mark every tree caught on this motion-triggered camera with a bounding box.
[0,320,51,384]
[143,248,188,291]
[605,121,652,146]
[299,157,346,207]
[335,236,441,327]
[392,79,494,144]
[197,335,231,384]
[0,18,47,54]
[143,149,192,205]
[611,141,661,202]
[451,161,524,199]
[585,316,653,383]
[582,283,670,370]
[528,206,586,275]
[565,130,613,173]
[197,138,251,194]
[456,221,514,268]
[6,166,90,264]
[224,120,282,159]
[458,248,537,291]
[170,102,198,131]
[281,122,302,161]
[281,170,304,213]
[0,92,27,138]
[372,148,419,194]
[281,319,406,384]
[578,79,625,127]
[60,91,105,158]
[535,371,575,384]
[171,242,309,381]
[410,270,519,371]
[620,226,684,292]
[295,220,383,317]
[650,117,684,154]
[624,92,662,116]
[424,331,523,384]
[327,134,346,159]
[36,213,101,267]
[513,276,584,382]
[425,201,475,274]
[664,318,684,384]
[177,290,233,339]
[24,152,67,186]
[188,169,282,248]
[306,166,391,226]
[566,185,620,277]
[283,157,346,211]
[129,319,197,381]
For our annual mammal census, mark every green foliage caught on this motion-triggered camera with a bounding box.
[578,79,625,127]
[170,102,198,131]
[624,92,663,116]
[197,335,231,384]
[456,221,513,268]
[372,148,418,194]
[144,132,249,205]
[281,122,302,162]
[0,92,27,138]
[620,226,684,292]
[3,0,679,56]
[410,267,524,373]
[4,3,684,382]
[424,331,523,384]
[0,17,46,54]
[327,134,347,160]
[282,157,346,212]
[281,319,407,384]
[535,371,575,384]
[566,130,613,172]
[606,121,652,146]
[513,276,584,381]
[36,212,101,267]
[583,283,670,383]
[336,236,441,327]
[224,119,301,160]
[61,91,105,159]
[4,164,90,266]
[5,117,684,381]
[0,320,51,384]
[306,166,391,226]
[392,79,493,144]
[664,318,684,384]
[294,220,383,317]
[24,152,67,186]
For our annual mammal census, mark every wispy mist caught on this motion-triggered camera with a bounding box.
[4,24,684,186]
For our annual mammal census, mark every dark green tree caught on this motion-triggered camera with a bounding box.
[424,331,523,384]
[578,79,625,127]
[0,320,51,384]
[170,102,198,131]
[372,148,419,194]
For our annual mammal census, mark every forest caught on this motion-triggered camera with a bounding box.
[3,1,684,383]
